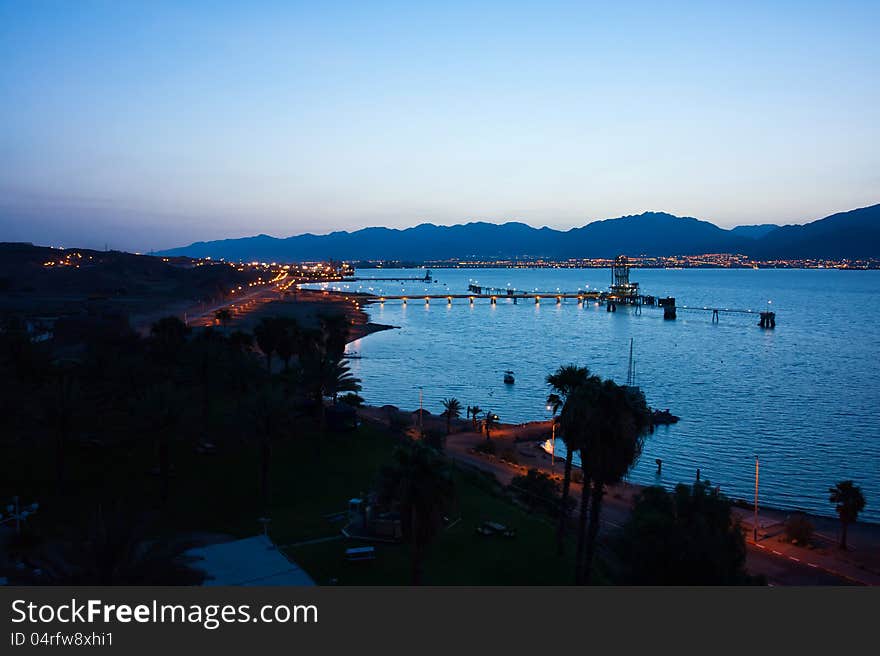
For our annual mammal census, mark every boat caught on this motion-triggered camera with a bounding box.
[503,370,515,384]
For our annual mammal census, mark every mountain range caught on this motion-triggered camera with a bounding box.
[158,204,880,262]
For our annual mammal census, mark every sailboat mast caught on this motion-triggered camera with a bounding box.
[626,337,634,387]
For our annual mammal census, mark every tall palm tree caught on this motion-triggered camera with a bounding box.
[563,380,651,584]
[828,480,866,550]
[441,398,462,435]
[484,411,498,440]
[376,443,455,585]
[322,358,361,405]
[254,317,283,372]
[318,312,350,362]
[546,364,592,555]
[243,384,294,512]
[136,382,185,508]
[469,406,483,432]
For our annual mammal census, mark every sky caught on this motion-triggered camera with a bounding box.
[1,0,878,251]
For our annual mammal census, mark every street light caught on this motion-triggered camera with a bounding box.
[753,456,760,542]
[545,404,556,468]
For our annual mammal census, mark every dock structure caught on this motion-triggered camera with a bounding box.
[346,269,433,283]
[376,292,603,305]
[345,256,777,327]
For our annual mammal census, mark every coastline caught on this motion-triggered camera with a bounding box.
[356,404,880,584]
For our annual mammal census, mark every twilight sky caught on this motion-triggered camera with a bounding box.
[1,0,878,251]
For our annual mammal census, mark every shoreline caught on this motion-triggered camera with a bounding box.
[357,404,880,584]
[358,404,880,531]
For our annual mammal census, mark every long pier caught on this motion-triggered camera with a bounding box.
[376,292,604,304]
[346,269,433,283]
[366,292,776,326]
[343,255,776,327]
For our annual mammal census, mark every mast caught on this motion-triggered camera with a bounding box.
[626,338,635,387]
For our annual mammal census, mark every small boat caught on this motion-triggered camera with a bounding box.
[503,370,515,384]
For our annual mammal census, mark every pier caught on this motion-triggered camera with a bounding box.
[351,256,777,328]
[346,269,433,283]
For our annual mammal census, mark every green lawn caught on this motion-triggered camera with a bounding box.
[2,422,582,585]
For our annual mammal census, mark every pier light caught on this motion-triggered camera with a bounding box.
[535,296,540,304]
[424,296,430,304]
[447,296,452,304]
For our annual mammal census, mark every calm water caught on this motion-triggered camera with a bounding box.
[306,268,880,522]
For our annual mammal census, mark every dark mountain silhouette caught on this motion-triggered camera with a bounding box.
[730,224,779,240]
[157,205,880,262]
[749,204,880,259]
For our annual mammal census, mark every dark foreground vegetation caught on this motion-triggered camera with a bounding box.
[0,310,585,585]
[1,305,777,585]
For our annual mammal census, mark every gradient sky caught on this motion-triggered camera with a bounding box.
[1,0,878,251]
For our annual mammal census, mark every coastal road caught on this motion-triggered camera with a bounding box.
[435,427,861,586]
[746,545,855,585]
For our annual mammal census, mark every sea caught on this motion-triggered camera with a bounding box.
[303,268,880,522]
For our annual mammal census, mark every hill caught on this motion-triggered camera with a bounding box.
[156,204,880,262]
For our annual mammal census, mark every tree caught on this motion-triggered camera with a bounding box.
[546,364,593,556]
[469,405,483,432]
[376,443,455,585]
[228,330,254,351]
[828,480,866,550]
[135,382,185,508]
[243,384,295,512]
[149,316,190,361]
[483,411,498,440]
[616,482,755,584]
[5,506,205,585]
[441,398,462,435]
[274,317,302,372]
[254,317,284,372]
[214,308,233,332]
[323,358,361,405]
[562,379,651,584]
[318,312,350,362]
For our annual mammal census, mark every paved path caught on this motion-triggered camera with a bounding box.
[359,407,877,586]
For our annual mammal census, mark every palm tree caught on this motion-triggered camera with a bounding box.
[254,317,283,372]
[150,316,190,361]
[243,384,294,512]
[213,308,233,332]
[546,364,592,555]
[484,411,498,440]
[376,443,455,585]
[469,405,483,432]
[563,380,651,584]
[323,358,362,405]
[318,312,350,362]
[441,398,462,435]
[136,382,185,508]
[828,480,866,550]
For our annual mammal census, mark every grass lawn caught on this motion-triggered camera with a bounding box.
[2,422,583,584]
